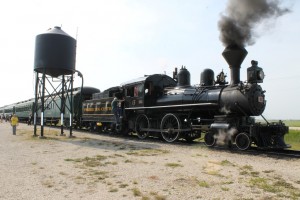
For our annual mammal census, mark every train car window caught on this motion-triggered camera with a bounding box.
[125,84,144,97]
[133,84,144,97]
[126,87,134,97]
[138,84,144,97]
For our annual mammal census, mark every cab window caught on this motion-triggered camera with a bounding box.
[126,84,144,97]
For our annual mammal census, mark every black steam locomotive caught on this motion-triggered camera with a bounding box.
[81,45,290,150]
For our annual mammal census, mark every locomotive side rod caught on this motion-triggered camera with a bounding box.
[140,128,191,133]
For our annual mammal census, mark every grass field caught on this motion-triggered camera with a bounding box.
[283,120,300,127]
[285,130,300,150]
[283,120,300,150]
[256,120,300,127]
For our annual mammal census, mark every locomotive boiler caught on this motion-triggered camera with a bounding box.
[81,45,289,150]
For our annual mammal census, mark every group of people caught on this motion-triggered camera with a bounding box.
[0,113,32,135]
[0,114,11,123]
[0,114,19,135]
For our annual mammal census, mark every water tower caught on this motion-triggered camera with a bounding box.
[33,26,78,137]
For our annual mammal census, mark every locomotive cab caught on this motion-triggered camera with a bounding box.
[121,74,177,109]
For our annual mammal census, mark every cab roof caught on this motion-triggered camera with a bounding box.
[120,74,176,87]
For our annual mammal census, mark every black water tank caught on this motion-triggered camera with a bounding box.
[34,26,76,77]
[200,69,214,86]
[177,67,190,86]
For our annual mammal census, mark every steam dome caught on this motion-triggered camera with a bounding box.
[177,67,190,87]
[200,69,214,86]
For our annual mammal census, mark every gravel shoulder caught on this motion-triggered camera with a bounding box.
[0,123,299,200]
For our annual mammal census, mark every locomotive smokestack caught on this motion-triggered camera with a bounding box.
[222,45,247,85]
[219,0,289,85]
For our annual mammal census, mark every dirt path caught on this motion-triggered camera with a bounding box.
[0,123,299,200]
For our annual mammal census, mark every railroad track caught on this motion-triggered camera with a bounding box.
[254,148,300,159]
[99,131,300,158]
[175,139,300,159]
[39,124,300,158]
[210,145,300,159]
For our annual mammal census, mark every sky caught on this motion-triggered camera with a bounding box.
[0,0,299,119]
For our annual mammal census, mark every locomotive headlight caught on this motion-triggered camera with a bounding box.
[247,60,264,83]
[258,70,265,81]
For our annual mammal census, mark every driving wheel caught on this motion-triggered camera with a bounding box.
[235,132,251,150]
[160,113,181,142]
[135,114,150,139]
[204,131,216,147]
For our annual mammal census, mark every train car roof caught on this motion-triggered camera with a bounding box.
[120,74,175,87]
[77,86,100,95]
[91,86,121,100]
[0,87,100,109]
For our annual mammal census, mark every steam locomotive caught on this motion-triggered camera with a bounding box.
[81,45,290,150]
[0,45,290,150]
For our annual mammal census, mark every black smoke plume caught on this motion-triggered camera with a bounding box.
[218,0,290,47]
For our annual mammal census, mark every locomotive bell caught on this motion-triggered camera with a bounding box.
[222,45,248,85]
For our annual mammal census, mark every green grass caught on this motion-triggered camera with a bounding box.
[256,120,300,127]
[165,163,183,168]
[285,130,300,150]
[64,155,108,168]
[132,188,142,196]
[198,180,210,188]
[126,149,169,156]
[284,120,300,127]
[249,177,300,199]
[249,177,278,193]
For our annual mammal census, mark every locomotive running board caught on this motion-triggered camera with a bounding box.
[125,102,218,110]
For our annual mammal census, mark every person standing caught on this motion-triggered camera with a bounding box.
[111,97,119,125]
[28,114,33,125]
[118,96,125,119]
[10,114,19,135]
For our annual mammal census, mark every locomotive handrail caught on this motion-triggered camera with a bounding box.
[124,102,218,110]
[234,102,248,117]
[260,114,270,125]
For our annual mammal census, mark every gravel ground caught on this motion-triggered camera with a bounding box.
[0,122,299,200]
